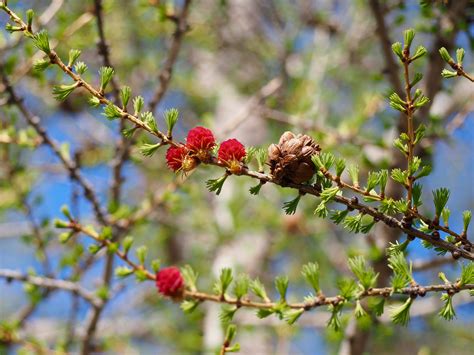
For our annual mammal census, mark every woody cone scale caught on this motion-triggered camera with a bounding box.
[268,131,321,184]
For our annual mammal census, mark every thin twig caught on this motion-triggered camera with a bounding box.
[402,49,415,211]
[147,0,192,112]
[368,0,403,96]
[0,269,103,307]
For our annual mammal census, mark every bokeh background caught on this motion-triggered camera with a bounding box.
[1,0,473,354]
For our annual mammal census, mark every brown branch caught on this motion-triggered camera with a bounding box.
[184,282,473,311]
[402,50,415,211]
[0,269,103,307]
[147,0,192,112]
[368,0,403,96]
[93,0,120,102]
[20,291,473,342]
[23,219,474,315]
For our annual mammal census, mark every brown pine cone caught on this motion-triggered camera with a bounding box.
[268,131,321,184]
